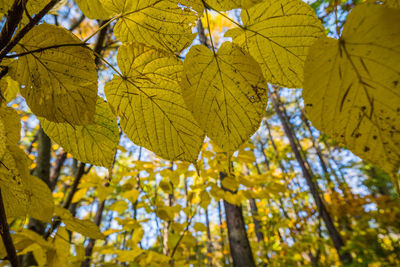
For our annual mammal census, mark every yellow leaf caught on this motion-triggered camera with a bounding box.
[103,0,197,52]
[199,190,211,209]
[193,222,207,232]
[49,227,69,267]
[71,188,87,203]
[0,106,21,147]
[76,0,114,19]
[40,98,119,168]
[122,189,140,204]
[181,42,267,153]
[109,200,129,213]
[115,249,142,262]
[225,0,324,88]
[0,75,19,103]
[9,23,97,125]
[303,4,400,174]
[27,175,54,222]
[0,145,30,218]
[54,206,105,240]
[205,0,262,11]
[159,180,172,194]
[13,229,51,251]
[105,43,204,162]
[221,175,239,192]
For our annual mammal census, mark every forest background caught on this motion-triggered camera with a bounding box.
[0,0,399,266]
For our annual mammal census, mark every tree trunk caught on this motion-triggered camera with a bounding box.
[23,127,51,266]
[220,172,256,267]
[205,207,213,267]
[81,199,105,267]
[269,89,352,264]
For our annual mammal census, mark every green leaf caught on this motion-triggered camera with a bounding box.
[105,43,204,162]
[102,0,197,52]
[40,98,119,168]
[303,4,400,175]
[9,23,98,125]
[225,0,324,88]
[181,42,267,153]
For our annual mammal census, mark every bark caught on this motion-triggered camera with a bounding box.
[49,151,68,191]
[23,128,51,266]
[270,89,352,264]
[81,200,105,267]
[205,207,213,267]
[248,198,264,243]
[217,200,230,266]
[0,0,25,52]
[220,172,256,267]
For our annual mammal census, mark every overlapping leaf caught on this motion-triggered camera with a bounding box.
[75,0,114,19]
[0,106,20,157]
[40,98,119,168]
[0,145,30,218]
[205,0,263,11]
[9,23,97,125]
[225,0,324,88]
[102,0,197,52]
[0,75,19,103]
[181,42,267,153]
[303,4,400,174]
[105,43,204,162]
[27,175,54,222]
[55,207,105,240]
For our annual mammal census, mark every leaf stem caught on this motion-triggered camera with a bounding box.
[82,14,122,44]
[204,8,216,55]
[90,48,123,77]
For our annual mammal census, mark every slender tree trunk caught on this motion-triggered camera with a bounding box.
[269,89,352,264]
[205,207,213,267]
[220,172,256,267]
[163,163,175,256]
[217,200,230,266]
[81,200,105,267]
[23,127,51,266]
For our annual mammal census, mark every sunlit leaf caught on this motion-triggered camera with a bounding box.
[54,206,105,240]
[40,98,119,168]
[181,42,267,153]
[103,0,197,52]
[205,0,262,11]
[9,23,97,125]
[76,0,114,19]
[27,175,54,222]
[303,4,400,174]
[105,43,205,162]
[225,0,324,88]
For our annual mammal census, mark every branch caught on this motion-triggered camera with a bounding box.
[0,0,60,62]
[44,162,86,239]
[0,189,21,267]
[0,0,25,51]
[49,151,68,191]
